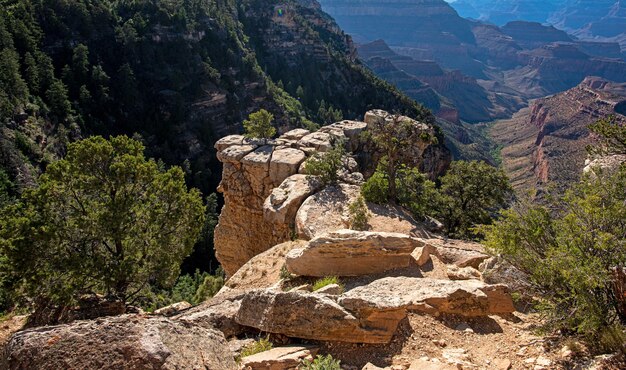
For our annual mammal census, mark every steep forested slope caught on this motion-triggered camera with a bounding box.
[0,0,430,200]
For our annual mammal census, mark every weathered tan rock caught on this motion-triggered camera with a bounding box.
[295,184,431,240]
[339,277,515,317]
[408,359,456,370]
[240,345,319,370]
[421,238,490,269]
[153,301,192,317]
[269,149,307,185]
[176,292,244,338]
[285,230,424,277]
[2,315,236,370]
[215,135,245,151]
[446,265,481,281]
[218,144,258,163]
[280,129,310,141]
[314,283,343,295]
[264,175,322,224]
[297,132,333,152]
[411,244,438,266]
[236,290,399,344]
[224,240,306,293]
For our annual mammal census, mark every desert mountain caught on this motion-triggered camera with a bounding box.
[491,76,626,192]
[320,1,626,123]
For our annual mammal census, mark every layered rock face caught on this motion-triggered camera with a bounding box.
[214,110,449,276]
[491,77,626,192]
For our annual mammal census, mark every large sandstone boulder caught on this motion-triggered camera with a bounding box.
[339,277,515,318]
[421,238,491,269]
[2,315,236,370]
[264,175,322,224]
[285,230,424,277]
[295,184,431,240]
[236,290,400,344]
[175,292,245,338]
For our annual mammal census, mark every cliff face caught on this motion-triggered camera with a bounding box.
[213,110,450,276]
[491,77,626,192]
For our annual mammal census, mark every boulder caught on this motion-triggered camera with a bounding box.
[339,277,515,317]
[297,132,333,152]
[215,135,245,151]
[264,175,322,224]
[446,266,481,281]
[285,230,423,277]
[240,345,319,370]
[235,290,399,344]
[421,239,490,269]
[295,184,431,240]
[218,144,258,163]
[269,149,307,186]
[153,301,192,317]
[175,294,244,338]
[1,315,236,370]
[314,283,343,295]
[280,129,310,141]
[224,240,306,293]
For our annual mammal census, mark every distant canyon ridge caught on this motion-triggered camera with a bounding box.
[318,0,626,190]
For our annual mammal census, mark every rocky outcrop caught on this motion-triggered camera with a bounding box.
[214,111,446,276]
[1,315,236,370]
[236,289,395,344]
[339,277,515,318]
[286,230,424,277]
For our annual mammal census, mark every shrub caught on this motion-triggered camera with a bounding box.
[304,142,345,185]
[312,276,342,292]
[240,337,273,358]
[436,160,512,239]
[348,196,369,231]
[0,136,205,317]
[300,354,341,370]
[482,166,626,343]
[362,164,437,219]
[243,109,276,139]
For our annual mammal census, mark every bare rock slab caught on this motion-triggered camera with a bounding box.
[339,277,515,317]
[240,345,319,370]
[2,315,236,370]
[264,175,322,224]
[286,230,424,277]
[235,290,401,344]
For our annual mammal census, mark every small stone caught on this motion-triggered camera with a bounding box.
[454,323,473,333]
[492,358,512,370]
[315,283,343,295]
[432,339,447,347]
[535,356,551,367]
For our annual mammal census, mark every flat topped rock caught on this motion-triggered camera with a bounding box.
[280,128,310,141]
[215,135,245,151]
[2,315,236,370]
[286,230,424,277]
[217,144,257,163]
[339,277,515,317]
[269,148,307,185]
[240,345,319,370]
[242,145,273,167]
[235,289,396,344]
[297,132,333,152]
[421,238,490,269]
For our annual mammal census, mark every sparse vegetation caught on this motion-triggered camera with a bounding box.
[587,115,626,155]
[482,165,626,346]
[243,109,277,139]
[240,337,273,358]
[348,196,370,231]
[312,276,342,292]
[304,141,346,185]
[300,354,342,370]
